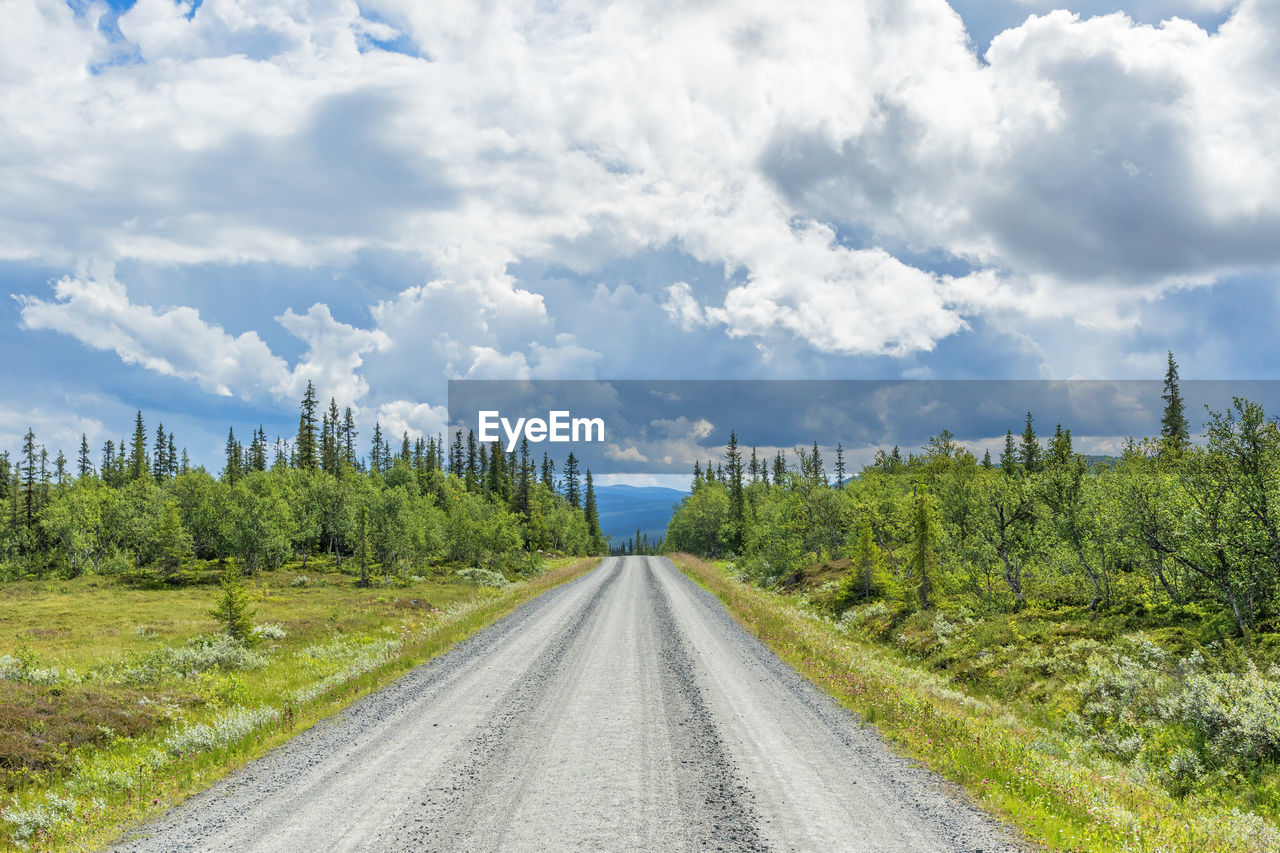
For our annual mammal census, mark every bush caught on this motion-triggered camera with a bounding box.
[252,623,287,640]
[111,634,266,684]
[162,705,279,757]
[456,567,508,587]
[1179,662,1280,766]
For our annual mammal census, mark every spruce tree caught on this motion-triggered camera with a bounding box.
[1019,412,1041,474]
[129,411,149,481]
[20,428,37,524]
[153,423,168,481]
[296,381,319,470]
[1000,429,1018,476]
[370,421,384,473]
[909,490,940,610]
[563,452,581,508]
[584,470,603,553]
[725,431,744,551]
[342,407,359,468]
[210,562,256,644]
[981,448,993,470]
[1161,351,1190,454]
[78,434,93,478]
[465,430,478,491]
[224,427,242,485]
[834,443,846,488]
[541,453,554,489]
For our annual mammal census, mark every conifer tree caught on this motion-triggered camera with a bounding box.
[1161,351,1190,455]
[54,450,67,487]
[1000,429,1018,476]
[78,434,93,478]
[224,427,242,485]
[296,381,319,470]
[772,451,786,485]
[370,421,384,473]
[691,460,702,492]
[210,562,256,644]
[464,430,478,491]
[129,411,149,481]
[1019,411,1041,474]
[834,443,846,488]
[153,423,168,481]
[981,448,993,470]
[167,435,177,476]
[342,407,359,468]
[401,432,411,462]
[356,504,371,588]
[563,452,581,508]
[725,431,744,551]
[20,428,38,524]
[584,470,604,553]
[541,453,554,489]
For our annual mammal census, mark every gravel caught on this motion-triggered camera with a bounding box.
[112,556,1024,852]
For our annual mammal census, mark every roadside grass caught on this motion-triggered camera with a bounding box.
[672,553,1280,853]
[0,555,599,851]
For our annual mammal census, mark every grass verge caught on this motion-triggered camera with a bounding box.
[671,553,1279,853]
[0,556,599,851]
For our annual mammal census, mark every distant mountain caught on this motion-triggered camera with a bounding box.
[593,484,688,547]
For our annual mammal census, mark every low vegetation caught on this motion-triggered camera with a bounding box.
[0,554,599,851]
[675,553,1280,852]
[664,358,1280,850]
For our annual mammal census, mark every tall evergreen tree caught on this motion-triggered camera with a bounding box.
[78,434,93,478]
[19,428,38,524]
[1000,429,1018,476]
[584,470,603,552]
[129,411,149,481]
[541,453,555,489]
[563,452,581,508]
[1019,412,1041,474]
[1161,350,1190,455]
[296,381,319,470]
[153,423,168,481]
[342,406,358,468]
[772,451,786,485]
[464,430,479,491]
[834,443,846,488]
[370,421,384,473]
[224,427,242,485]
[725,431,744,551]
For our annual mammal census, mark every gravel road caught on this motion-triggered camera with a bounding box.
[113,556,1022,852]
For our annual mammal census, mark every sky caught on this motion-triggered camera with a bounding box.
[2,0,1278,475]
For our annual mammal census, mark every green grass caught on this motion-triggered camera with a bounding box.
[672,553,1280,853]
[0,555,600,851]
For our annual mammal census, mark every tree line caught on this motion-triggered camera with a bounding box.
[0,382,607,582]
[666,355,1280,632]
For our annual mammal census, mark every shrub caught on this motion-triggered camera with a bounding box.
[111,635,266,683]
[456,567,508,587]
[290,575,313,588]
[162,705,279,757]
[1179,662,1280,766]
[252,623,287,640]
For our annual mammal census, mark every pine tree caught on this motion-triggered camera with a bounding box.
[370,421,384,473]
[834,443,846,488]
[54,450,67,487]
[20,428,37,524]
[691,460,702,492]
[981,448,993,470]
[772,451,786,485]
[1019,412,1041,474]
[224,427,242,485]
[210,562,256,644]
[78,434,93,478]
[1047,424,1073,467]
[563,452,581,508]
[129,411,149,481]
[749,447,760,483]
[296,381,319,470]
[1161,351,1190,455]
[324,398,341,472]
[400,432,411,463]
[167,435,177,476]
[541,453,554,489]
[153,423,168,481]
[518,438,532,516]
[464,430,478,491]
[810,441,825,486]
[584,470,604,553]
[1000,429,1018,476]
[249,427,267,472]
[342,407,359,468]
[725,431,744,551]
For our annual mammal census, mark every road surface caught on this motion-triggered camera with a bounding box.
[114,556,1021,852]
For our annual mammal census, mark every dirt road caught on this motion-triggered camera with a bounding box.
[114,556,1019,852]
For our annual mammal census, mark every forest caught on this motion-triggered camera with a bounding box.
[0,382,608,584]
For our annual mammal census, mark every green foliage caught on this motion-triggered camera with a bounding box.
[209,563,256,644]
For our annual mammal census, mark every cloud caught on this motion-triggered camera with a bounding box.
[4,0,1279,377]
[17,276,386,404]
[374,399,449,441]
[17,275,287,397]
